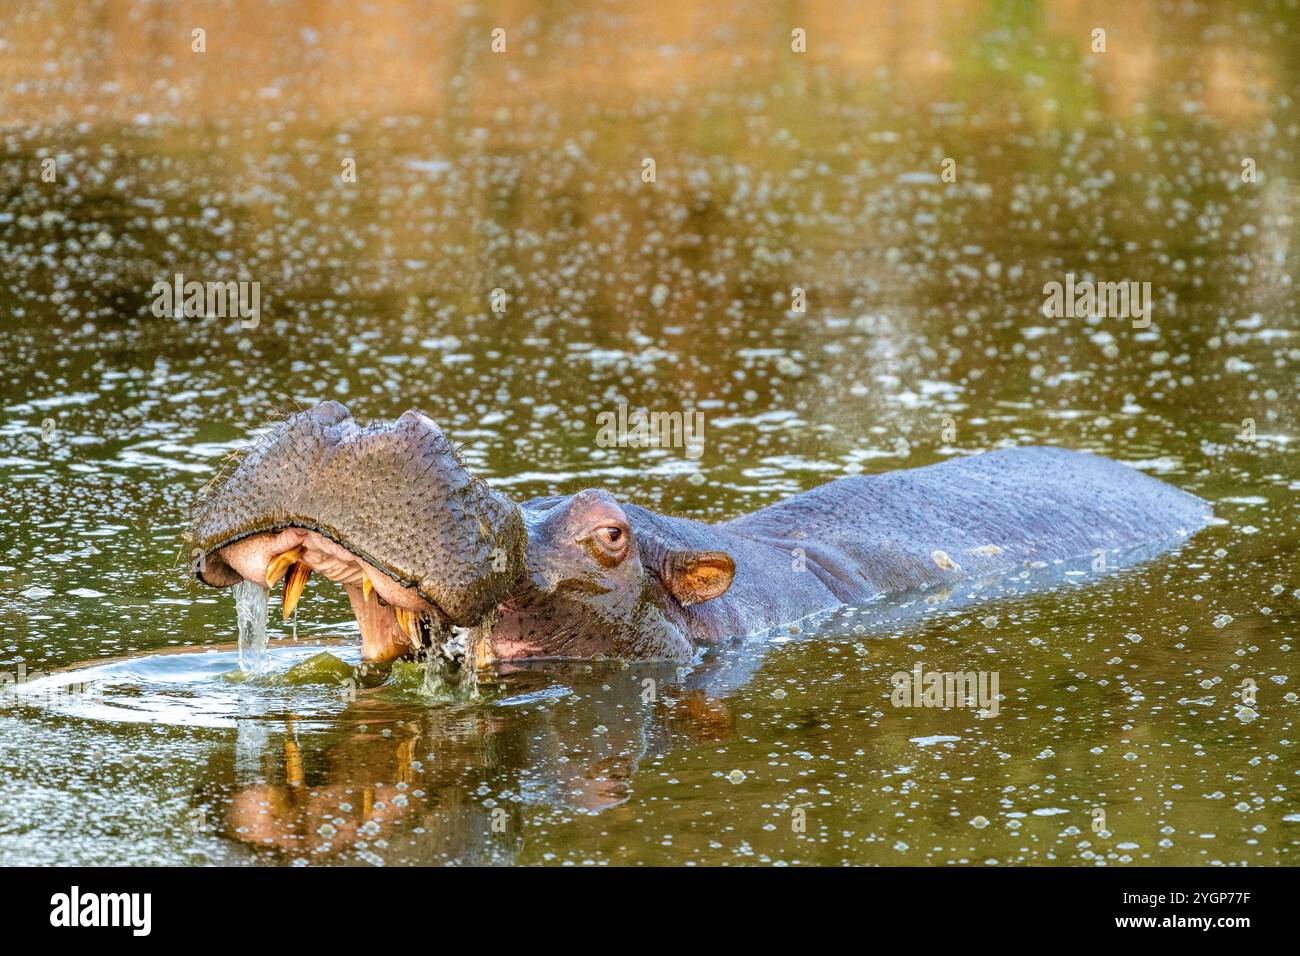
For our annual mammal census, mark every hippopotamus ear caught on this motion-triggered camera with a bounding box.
[661,550,735,606]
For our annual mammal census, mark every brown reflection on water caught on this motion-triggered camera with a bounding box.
[213,663,734,862]
[0,0,1285,126]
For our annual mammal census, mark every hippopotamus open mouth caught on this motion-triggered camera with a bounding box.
[186,402,525,661]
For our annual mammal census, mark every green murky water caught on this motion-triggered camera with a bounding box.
[1,0,1298,865]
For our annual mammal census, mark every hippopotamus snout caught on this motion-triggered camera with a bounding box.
[187,402,526,660]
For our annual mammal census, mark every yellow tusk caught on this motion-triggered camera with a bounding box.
[362,576,373,603]
[474,634,493,670]
[281,561,311,621]
[284,737,304,788]
[397,738,415,784]
[265,547,304,587]
[394,606,412,640]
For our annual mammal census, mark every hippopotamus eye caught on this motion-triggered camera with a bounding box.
[580,523,631,566]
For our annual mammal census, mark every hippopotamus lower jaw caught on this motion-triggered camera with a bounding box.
[187,402,526,661]
[207,526,445,660]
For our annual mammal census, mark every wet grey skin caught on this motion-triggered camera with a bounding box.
[187,402,526,661]
[488,446,1213,664]
[190,403,1212,666]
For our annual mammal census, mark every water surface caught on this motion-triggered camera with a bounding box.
[1,0,1298,865]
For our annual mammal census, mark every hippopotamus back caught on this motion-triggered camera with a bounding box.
[722,446,1212,604]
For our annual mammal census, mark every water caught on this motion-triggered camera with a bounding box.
[1,0,1299,866]
[233,580,270,678]
[417,645,473,701]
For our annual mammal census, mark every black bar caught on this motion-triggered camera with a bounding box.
[0,866,1274,940]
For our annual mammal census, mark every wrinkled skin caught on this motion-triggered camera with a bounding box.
[480,446,1213,664]
[480,489,738,663]
[188,402,525,660]
[191,404,1213,665]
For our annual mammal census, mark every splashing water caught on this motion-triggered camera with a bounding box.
[233,580,270,677]
[417,622,479,699]
[419,651,464,699]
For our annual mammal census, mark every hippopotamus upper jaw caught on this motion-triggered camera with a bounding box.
[187,402,526,660]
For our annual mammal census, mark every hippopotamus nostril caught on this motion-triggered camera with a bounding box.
[307,400,351,425]
[395,409,444,436]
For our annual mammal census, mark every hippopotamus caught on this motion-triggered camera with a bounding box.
[188,402,1213,666]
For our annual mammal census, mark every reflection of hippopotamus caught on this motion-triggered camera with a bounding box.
[215,662,725,860]
[190,403,1212,665]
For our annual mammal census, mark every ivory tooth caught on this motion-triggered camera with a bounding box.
[265,547,304,587]
[394,606,412,639]
[362,576,373,603]
[281,562,311,621]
